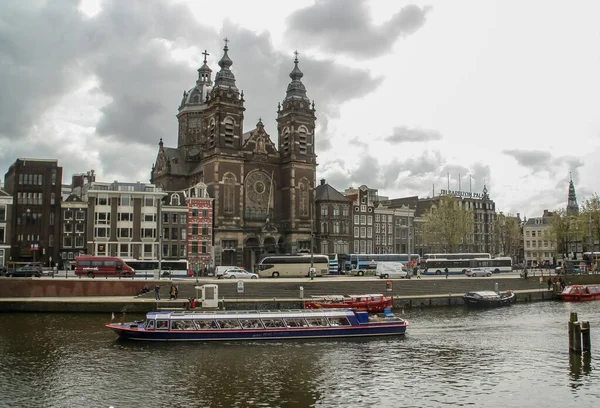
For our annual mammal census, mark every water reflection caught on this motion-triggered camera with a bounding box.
[570,352,593,386]
[1,303,600,407]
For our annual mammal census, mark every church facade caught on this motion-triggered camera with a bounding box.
[151,41,317,270]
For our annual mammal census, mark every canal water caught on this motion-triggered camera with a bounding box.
[0,302,599,408]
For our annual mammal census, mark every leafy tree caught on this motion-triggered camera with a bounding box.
[422,195,474,252]
[580,194,600,250]
[494,212,522,260]
[549,209,587,259]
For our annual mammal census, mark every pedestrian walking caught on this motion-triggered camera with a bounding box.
[444,267,449,279]
[547,277,552,290]
[169,283,177,300]
[154,284,160,300]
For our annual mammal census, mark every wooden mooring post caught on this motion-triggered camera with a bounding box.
[568,312,591,354]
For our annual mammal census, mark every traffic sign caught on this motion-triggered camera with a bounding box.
[237,280,245,294]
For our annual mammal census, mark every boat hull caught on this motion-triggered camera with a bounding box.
[560,285,600,302]
[106,323,407,342]
[463,292,515,309]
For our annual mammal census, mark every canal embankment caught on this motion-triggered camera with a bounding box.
[1,274,593,312]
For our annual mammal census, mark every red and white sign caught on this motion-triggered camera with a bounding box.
[30,244,40,251]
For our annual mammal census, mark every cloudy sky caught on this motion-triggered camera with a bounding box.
[1,0,599,218]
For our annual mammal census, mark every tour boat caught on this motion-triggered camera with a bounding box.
[105,308,408,341]
[463,290,515,309]
[560,284,600,302]
[304,294,393,313]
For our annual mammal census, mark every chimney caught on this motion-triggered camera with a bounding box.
[320,179,326,186]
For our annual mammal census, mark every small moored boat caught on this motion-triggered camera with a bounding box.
[304,293,393,313]
[463,290,515,308]
[106,308,409,342]
[560,284,600,302]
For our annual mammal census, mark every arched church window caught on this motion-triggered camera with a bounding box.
[223,173,236,214]
[208,119,216,147]
[298,181,309,217]
[298,126,308,155]
[282,127,290,155]
[224,117,235,148]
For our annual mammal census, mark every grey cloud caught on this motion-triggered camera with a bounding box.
[384,126,442,143]
[502,149,553,172]
[286,0,431,58]
[0,1,86,137]
[503,149,584,180]
[0,0,383,180]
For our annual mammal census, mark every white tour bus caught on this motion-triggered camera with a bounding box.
[256,255,329,278]
[122,259,191,278]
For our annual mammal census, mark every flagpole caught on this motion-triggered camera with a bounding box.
[458,174,461,191]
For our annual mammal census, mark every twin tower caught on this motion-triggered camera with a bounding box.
[152,39,318,265]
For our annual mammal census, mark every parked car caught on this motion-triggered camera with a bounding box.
[6,266,42,278]
[216,265,244,279]
[222,269,259,279]
[466,268,492,277]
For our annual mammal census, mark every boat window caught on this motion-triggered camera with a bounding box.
[146,320,155,330]
[216,319,242,329]
[284,318,308,328]
[194,320,219,330]
[261,319,286,328]
[328,317,350,326]
[305,318,329,327]
[177,320,195,330]
[156,320,169,330]
[171,321,184,330]
[240,319,264,329]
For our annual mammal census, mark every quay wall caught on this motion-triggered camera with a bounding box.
[3,274,599,300]
[0,289,557,313]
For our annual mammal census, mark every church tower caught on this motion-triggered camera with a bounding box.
[202,38,245,154]
[176,50,213,161]
[567,175,579,216]
[277,53,317,253]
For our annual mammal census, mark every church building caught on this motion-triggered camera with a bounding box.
[151,40,317,270]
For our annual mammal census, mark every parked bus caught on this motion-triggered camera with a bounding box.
[122,259,191,278]
[471,256,513,273]
[256,255,329,278]
[423,253,492,261]
[423,258,473,275]
[327,253,349,275]
[348,253,421,276]
[424,256,513,275]
[74,256,135,278]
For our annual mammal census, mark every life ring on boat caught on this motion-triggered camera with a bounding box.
[506,290,512,294]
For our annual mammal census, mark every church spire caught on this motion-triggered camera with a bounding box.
[196,49,213,85]
[284,51,309,102]
[567,173,579,216]
[213,37,238,91]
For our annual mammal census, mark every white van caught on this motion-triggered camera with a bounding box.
[215,265,243,279]
[376,262,412,279]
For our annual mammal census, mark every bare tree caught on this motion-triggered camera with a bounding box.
[422,196,474,252]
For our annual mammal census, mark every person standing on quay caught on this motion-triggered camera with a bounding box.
[444,267,449,279]
[154,285,160,300]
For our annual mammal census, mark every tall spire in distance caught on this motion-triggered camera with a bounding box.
[567,173,579,216]
[213,37,238,91]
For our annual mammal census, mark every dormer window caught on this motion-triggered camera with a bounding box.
[170,194,180,206]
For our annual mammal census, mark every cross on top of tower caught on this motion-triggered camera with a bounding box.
[223,37,229,48]
[294,50,299,60]
[202,50,209,63]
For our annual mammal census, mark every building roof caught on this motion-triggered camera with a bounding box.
[315,181,350,202]
[64,194,83,202]
[0,188,10,197]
